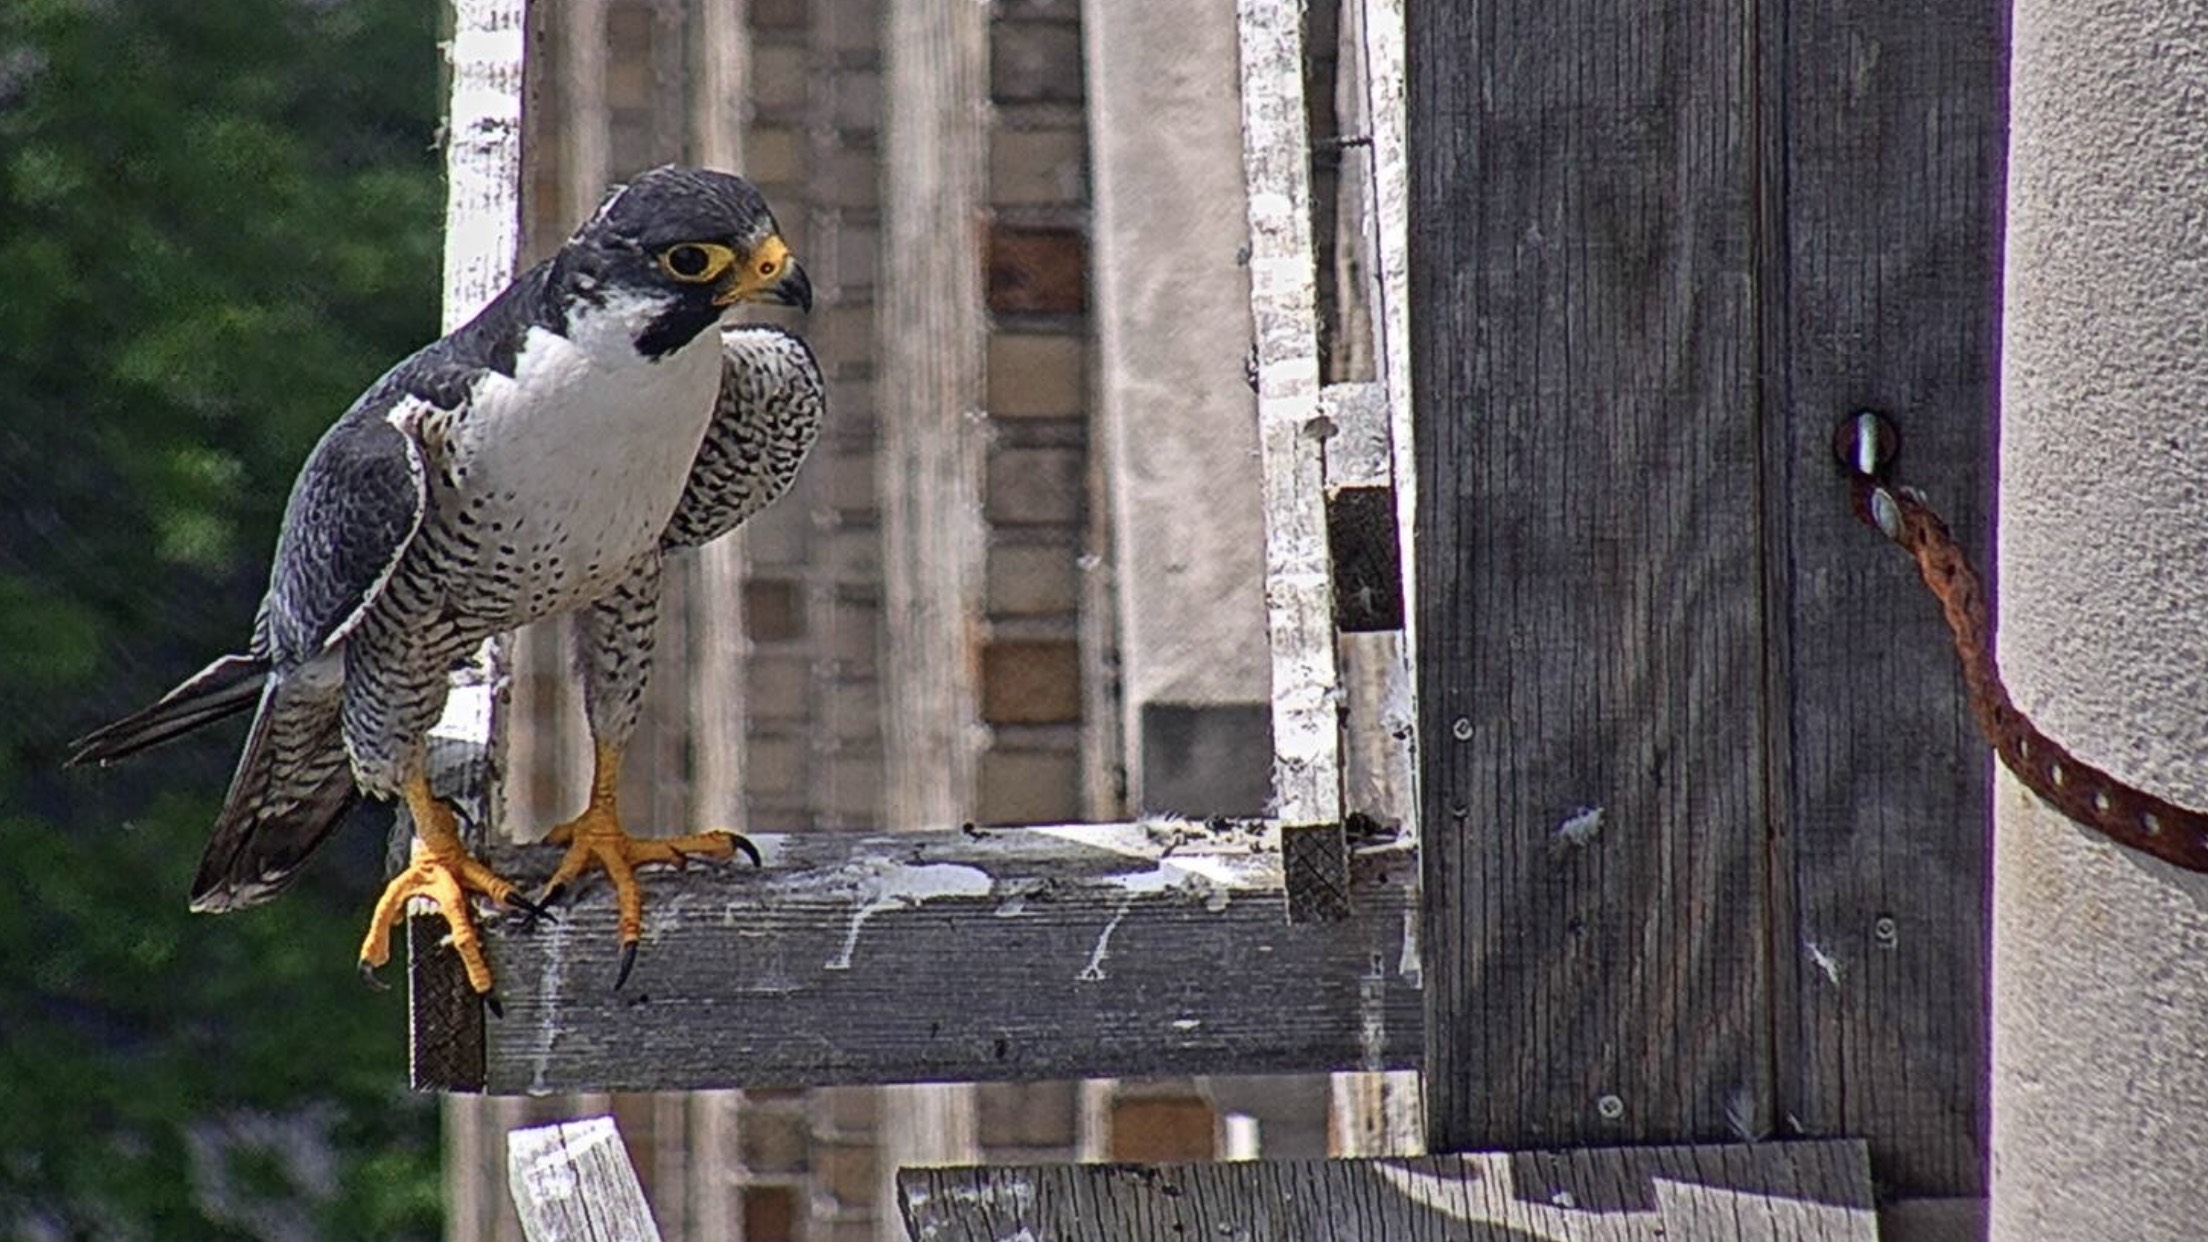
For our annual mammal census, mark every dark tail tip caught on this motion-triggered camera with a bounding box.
[67,653,270,767]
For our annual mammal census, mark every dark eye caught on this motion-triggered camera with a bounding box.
[758,258,778,277]
[664,245,712,279]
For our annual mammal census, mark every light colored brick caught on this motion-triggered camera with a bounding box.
[991,125,1087,207]
[811,1138,877,1209]
[987,332,1085,418]
[819,148,882,209]
[824,681,880,744]
[749,125,806,187]
[981,640,1081,724]
[823,757,883,825]
[821,445,878,515]
[832,69,881,135]
[812,303,877,377]
[734,505,808,566]
[977,1081,1079,1149]
[747,656,812,721]
[986,446,1084,525]
[752,43,809,116]
[751,0,807,31]
[826,599,881,677]
[746,735,806,796]
[978,749,1080,824]
[738,1107,810,1173]
[825,223,878,294]
[814,1085,881,1134]
[987,542,1079,616]
[826,525,883,583]
[992,20,1084,103]
[820,0,877,56]
[604,8,652,109]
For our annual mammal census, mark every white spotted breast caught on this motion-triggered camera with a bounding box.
[435,291,722,626]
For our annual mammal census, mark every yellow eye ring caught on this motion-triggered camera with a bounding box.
[659,242,736,283]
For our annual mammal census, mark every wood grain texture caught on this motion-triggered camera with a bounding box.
[879,5,992,1232]
[897,1140,1878,1241]
[1763,1,2002,1201]
[437,0,536,1232]
[1412,3,1768,1150]
[879,0,988,833]
[1238,0,1345,839]
[411,823,1422,1093]
[407,0,527,1086]
[508,1116,665,1242]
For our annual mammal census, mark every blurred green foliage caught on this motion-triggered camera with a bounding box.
[0,0,447,1237]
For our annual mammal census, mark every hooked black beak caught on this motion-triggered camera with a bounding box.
[771,260,813,313]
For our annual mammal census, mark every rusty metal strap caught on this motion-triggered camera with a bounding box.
[1839,412,2208,873]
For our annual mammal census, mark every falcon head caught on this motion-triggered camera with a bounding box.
[559,165,814,358]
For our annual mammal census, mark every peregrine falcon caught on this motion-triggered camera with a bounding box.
[69,166,823,999]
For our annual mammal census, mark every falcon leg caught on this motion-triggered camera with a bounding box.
[358,771,527,997]
[537,741,757,986]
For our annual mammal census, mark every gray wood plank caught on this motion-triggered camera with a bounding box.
[403,0,525,1094]
[897,1140,1877,1241]
[508,1116,664,1242]
[412,823,1422,1093]
[1237,0,1348,843]
[1765,0,2002,1201]
[1411,3,1769,1150]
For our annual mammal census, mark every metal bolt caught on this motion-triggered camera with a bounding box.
[1873,915,1899,947]
[1832,409,1899,479]
[1451,717,1473,741]
[1596,1094,1625,1121]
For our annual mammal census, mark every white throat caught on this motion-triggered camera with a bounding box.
[564,285,692,363]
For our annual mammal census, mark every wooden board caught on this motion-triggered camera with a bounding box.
[879,0,988,831]
[410,822,1422,1093]
[1410,3,1769,1150]
[897,1140,1878,1241]
[1237,0,1347,847]
[508,1116,664,1242]
[1761,1,2002,1202]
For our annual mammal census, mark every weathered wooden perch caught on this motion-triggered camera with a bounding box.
[897,1140,1878,1241]
[412,820,1421,1093]
[508,1116,663,1242]
[1239,0,1354,926]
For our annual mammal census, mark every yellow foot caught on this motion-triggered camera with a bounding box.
[537,804,760,987]
[358,782,534,1007]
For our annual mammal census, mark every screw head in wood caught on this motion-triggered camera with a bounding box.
[1832,409,1900,479]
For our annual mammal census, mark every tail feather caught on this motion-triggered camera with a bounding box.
[67,654,270,766]
[187,671,358,912]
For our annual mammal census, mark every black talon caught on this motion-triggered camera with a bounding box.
[540,882,569,908]
[732,835,763,868]
[615,940,640,990]
[482,990,503,1019]
[359,961,389,992]
[508,889,558,932]
[504,889,553,920]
